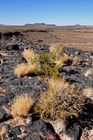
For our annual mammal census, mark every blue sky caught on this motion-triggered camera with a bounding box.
[0,0,93,25]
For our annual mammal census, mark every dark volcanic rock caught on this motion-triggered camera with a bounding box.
[10,126,21,136]
[63,47,81,56]
[0,108,10,123]
[25,119,55,133]
[65,125,82,140]
[24,119,59,140]
[6,44,19,51]
[60,48,93,89]
[2,31,23,40]
[24,134,44,140]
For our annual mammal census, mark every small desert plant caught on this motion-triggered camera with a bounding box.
[26,63,40,75]
[11,94,33,117]
[55,53,69,67]
[84,68,93,77]
[15,63,40,78]
[22,49,36,63]
[50,43,64,59]
[0,125,8,140]
[0,87,6,94]
[14,63,27,78]
[72,56,78,66]
[50,43,69,67]
[39,52,59,77]
[83,87,93,100]
[15,44,69,78]
[35,78,84,121]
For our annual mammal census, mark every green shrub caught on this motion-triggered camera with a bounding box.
[39,52,59,77]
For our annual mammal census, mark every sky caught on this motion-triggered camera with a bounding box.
[0,0,93,25]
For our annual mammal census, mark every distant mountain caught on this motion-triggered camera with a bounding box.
[24,23,56,27]
[0,24,5,26]
[57,24,91,30]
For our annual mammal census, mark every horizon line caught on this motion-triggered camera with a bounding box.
[0,23,93,26]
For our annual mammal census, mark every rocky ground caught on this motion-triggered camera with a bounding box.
[0,31,93,140]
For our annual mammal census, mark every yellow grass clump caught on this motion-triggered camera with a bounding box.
[83,88,93,100]
[48,77,75,94]
[11,94,33,117]
[14,63,27,78]
[72,56,78,66]
[26,64,39,75]
[0,87,6,94]
[0,126,8,140]
[50,43,63,55]
[55,53,69,67]
[15,63,40,78]
[22,49,36,62]
[50,43,69,67]
[84,68,93,77]
[35,77,83,120]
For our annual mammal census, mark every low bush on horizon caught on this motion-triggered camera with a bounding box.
[11,94,33,117]
[35,77,84,121]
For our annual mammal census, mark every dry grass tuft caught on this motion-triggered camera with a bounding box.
[26,64,39,75]
[22,49,36,62]
[50,43,69,67]
[72,56,78,66]
[55,53,69,67]
[15,63,39,78]
[84,68,93,77]
[14,63,27,78]
[50,43,63,54]
[50,43,64,59]
[83,88,93,100]
[11,94,33,117]
[0,126,8,140]
[35,78,84,120]
[0,87,6,94]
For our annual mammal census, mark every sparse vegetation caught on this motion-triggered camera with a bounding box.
[15,44,70,78]
[72,56,78,66]
[39,51,59,77]
[14,63,27,78]
[55,53,69,67]
[1,25,93,139]
[35,78,84,120]
[84,68,93,77]
[0,126,8,140]
[83,87,93,100]
[22,49,36,63]
[0,87,6,94]
[50,43,69,67]
[26,63,39,75]
[15,63,40,78]
[11,94,33,117]
[50,43,64,58]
